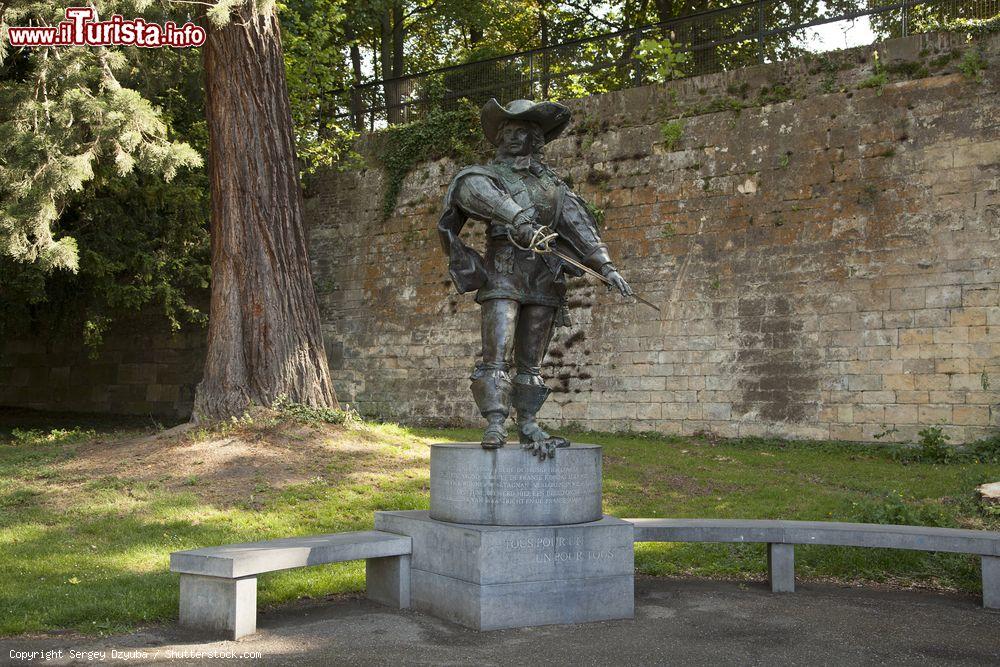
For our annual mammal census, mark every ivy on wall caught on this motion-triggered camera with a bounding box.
[372,103,490,221]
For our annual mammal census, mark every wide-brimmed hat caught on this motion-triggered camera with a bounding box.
[480,98,571,146]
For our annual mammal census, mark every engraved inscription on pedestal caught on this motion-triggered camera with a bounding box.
[434,465,593,504]
[499,533,617,563]
[429,443,602,525]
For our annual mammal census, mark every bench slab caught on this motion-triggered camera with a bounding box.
[172,531,413,639]
[627,518,1000,609]
[170,530,412,578]
[627,519,1000,556]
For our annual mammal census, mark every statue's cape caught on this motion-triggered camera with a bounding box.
[437,164,610,294]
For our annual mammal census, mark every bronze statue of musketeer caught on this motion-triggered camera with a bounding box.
[437,98,633,459]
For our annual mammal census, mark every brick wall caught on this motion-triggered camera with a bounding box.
[307,30,1000,443]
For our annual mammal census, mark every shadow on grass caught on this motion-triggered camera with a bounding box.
[0,439,432,635]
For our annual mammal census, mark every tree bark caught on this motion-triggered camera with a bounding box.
[380,3,405,124]
[194,5,338,421]
[538,0,549,99]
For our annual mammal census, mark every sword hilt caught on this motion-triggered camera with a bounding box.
[507,225,558,254]
[508,225,661,313]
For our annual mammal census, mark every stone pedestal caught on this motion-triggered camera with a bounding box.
[429,443,602,525]
[374,442,634,631]
[375,510,634,630]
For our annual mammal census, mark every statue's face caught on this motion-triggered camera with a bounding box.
[498,120,536,157]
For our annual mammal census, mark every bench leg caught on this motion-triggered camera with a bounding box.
[366,554,411,609]
[179,574,257,640]
[984,556,999,610]
[768,543,795,593]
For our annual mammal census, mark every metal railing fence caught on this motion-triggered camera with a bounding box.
[331,0,997,129]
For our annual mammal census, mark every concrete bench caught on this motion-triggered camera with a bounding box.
[626,518,1000,608]
[170,531,412,639]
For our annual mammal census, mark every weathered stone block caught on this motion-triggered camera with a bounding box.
[918,404,953,423]
[366,554,411,609]
[768,543,795,593]
[178,574,257,640]
[953,405,990,426]
[983,556,999,610]
[375,510,634,630]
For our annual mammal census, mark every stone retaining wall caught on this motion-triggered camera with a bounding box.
[307,30,1000,443]
[0,312,204,420]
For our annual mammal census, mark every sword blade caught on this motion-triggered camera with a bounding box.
[548,248,662,313]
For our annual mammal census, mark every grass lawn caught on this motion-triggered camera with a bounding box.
[0,411,997,636]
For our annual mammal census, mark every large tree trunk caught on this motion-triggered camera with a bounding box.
[538,0,549,99]
[193,5,338,421]
[380,4,405,124]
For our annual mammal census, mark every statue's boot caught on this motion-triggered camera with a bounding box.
[471,367,512,449]
[512,379,569,455]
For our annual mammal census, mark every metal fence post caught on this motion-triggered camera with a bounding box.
[757,0,765,64]
[528,52,535,99]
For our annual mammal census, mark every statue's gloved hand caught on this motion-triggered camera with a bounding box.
[602,265,634,298]
[511,221,544,249]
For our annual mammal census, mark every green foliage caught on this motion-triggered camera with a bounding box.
[756,83,793,105]
[858,49,889,95]
[659,119,684,150]
[9,427,95,447]
[811,54,842,93]
[891,426,953,463]
[273,394,362,426]
[372,104,486,220]
[966,435,1000,464]
[584,201,605,226]
[910,11,1000,35]
[0,3,210,349]
[893,426,969,463]
[885,59,930,80]
[849,490,949,527]
[0,3,201,274]
[872,425,899,441]
[82,317,111,356]
[279,0,361,174]
[958,45,987,82]
[696,97,748,116]
[916,426,952,462]
[635,36,689,83]
[885,430,1000,465]
[0,143,211,351]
